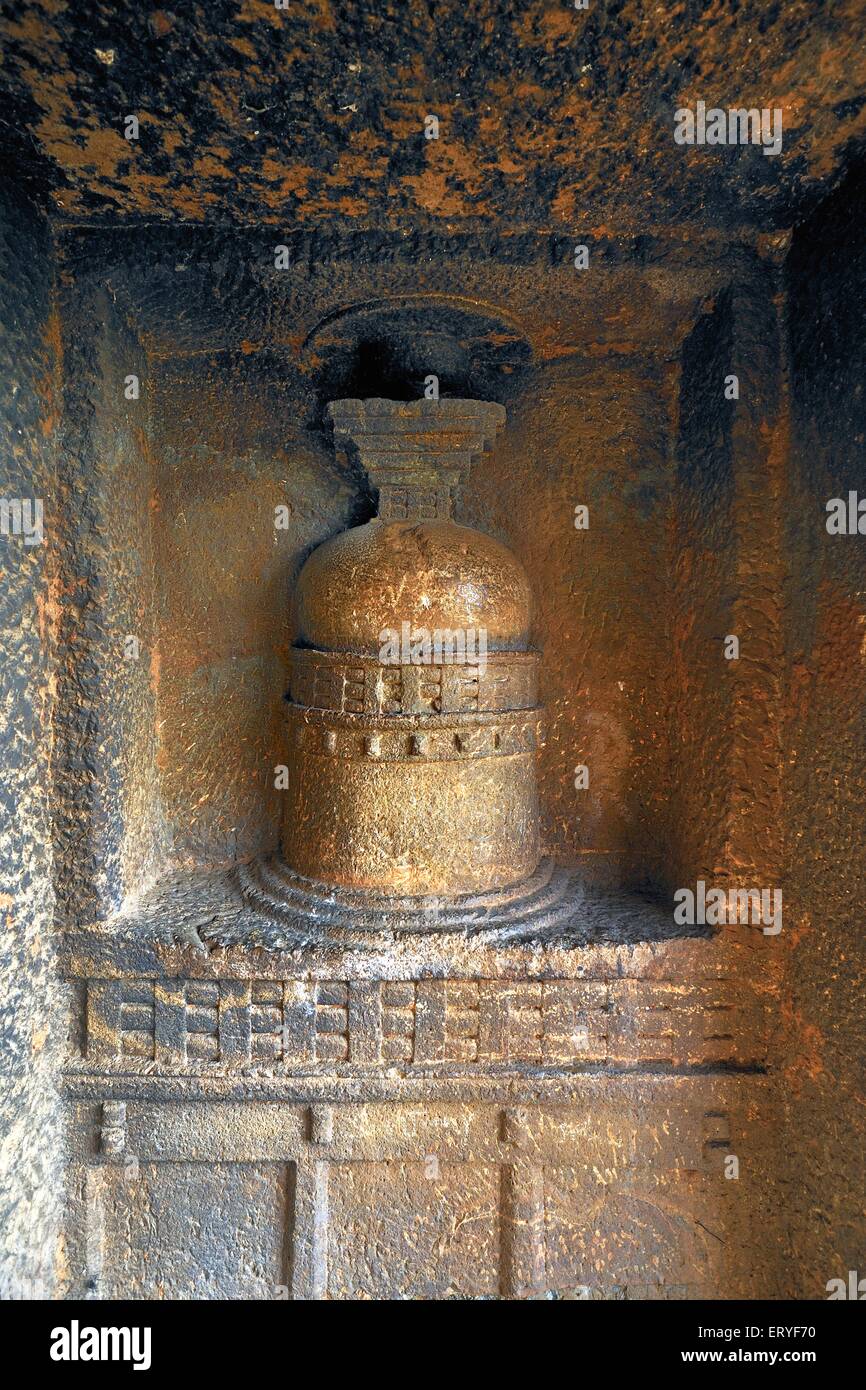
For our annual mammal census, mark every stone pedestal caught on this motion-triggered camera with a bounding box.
[59,866,775,1300]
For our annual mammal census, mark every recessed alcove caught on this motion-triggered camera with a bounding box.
[42,228,763,939]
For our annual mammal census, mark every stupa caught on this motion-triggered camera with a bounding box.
[281,398,544,898]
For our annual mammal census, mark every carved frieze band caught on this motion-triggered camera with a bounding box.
[285,705,545,761]
[289,649,538,716]
[377,482,453,521]
[83,977,765,1070]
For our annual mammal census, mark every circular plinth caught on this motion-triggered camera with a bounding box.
[235,853,579,945]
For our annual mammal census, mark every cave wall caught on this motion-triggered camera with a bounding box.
[783,168,866,1295]
[0,185,64,1297]
[148,350,354,869]
[52,272,165,923]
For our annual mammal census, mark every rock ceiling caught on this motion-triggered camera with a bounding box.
[1,0,864,231]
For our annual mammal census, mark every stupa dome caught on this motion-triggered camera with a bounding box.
[294,516,532,656]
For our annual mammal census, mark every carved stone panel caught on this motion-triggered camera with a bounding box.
[95,1163,291,1301]
[327,1161,500,1300]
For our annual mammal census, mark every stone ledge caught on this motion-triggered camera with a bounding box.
[59,853,726,965]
